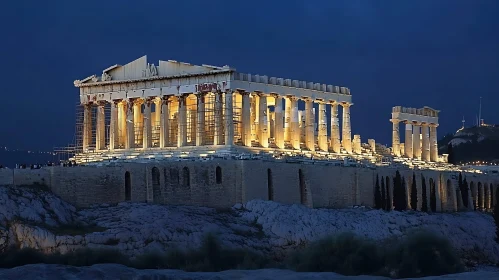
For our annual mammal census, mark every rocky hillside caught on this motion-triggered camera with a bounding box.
[1,185,499,265]
[439,125,499,163]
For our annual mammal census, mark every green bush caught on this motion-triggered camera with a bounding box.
[0,231,465,278]
[132,233,271,271]
[386,230,464,278]
[287,232,384,275]
[0,247,47,268]
[287,231,464,278]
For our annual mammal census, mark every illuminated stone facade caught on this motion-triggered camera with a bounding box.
[74,56,356,163]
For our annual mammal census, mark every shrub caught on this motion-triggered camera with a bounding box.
[385,230,464,278]
[287,232,384,275]
[132,233,270,271]
[0,247,47,268]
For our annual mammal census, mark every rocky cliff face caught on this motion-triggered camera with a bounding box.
[1,185,499,264]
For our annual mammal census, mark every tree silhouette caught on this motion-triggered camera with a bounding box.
[494,188,499,243]
[374,174,382,209]
[385,176,391,211]
[462,178,469,208]
[393,171,407,211]
[411,173,418,210]
[458,172,464,206]
[381,176,386,210]
[430,180,437,212]
[421,175,428,212]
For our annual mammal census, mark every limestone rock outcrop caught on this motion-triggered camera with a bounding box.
[1,185,499,265]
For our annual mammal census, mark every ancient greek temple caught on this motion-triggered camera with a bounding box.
[390,106,440,162]
[73,56,359,162]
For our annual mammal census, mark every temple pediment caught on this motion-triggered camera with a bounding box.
[74,56,232,86]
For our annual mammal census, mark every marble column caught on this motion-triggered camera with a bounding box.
[412,122,421,159]
[213,92,223,145]
[330,102,341,153]
[421,123,430,161]
[196,93,205,146]
[430,124,438,162]
[118,101,127,148]
[318,102,328,151]
[177,95,187,147]
[159,97,169,148]
[258,94,269,148]
[249,94,258,142]
[125,100,134,150]
[290,97,300,149]
[273,94,284,149]
[404,122,413,158]
[82,104,92,151]
[143,100,152,149]
[284,97,291,142]
[241,92,251,146]
[224,91,234,146]
[391,119,400,156]
[95,103,106,151]
[133,100,143,148]
[341,103,352,153]
[304,99,315,151]
[109,101,118,150]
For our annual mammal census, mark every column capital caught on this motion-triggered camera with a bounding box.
[404,120,412,124]
[411,121,421,126]
[132,98,144,105]
[390,118,400,124]
[269,93,280,98]
[429,123,439,128]
[421,122,429,127]
[340,102,353,107]
[328,100,338,105]
[287,95,299,101]
[315,99,326,104]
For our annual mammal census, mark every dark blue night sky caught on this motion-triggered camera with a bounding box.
[1,0,498,151]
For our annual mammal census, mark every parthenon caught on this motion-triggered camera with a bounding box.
[73,56,358,161]
[73,56,444,164]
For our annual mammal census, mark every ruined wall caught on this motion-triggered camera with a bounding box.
[0,168,13,185]
[0,168,50,186]
[4,159,499,211]
[48,160,243,208]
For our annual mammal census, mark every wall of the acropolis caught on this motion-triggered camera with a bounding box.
[1,160,498,212]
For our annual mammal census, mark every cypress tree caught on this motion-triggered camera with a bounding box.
[458,173,465,206]
[381,176,386,210]
[421,174,428,212]
[411,173,418,210]
[374,174,381,209]
[463,178,469,208]
[494,190,499,243]
[393,171,405,211]
[400,177,408,211]
[385,176,391,211]
[430,180,437,212]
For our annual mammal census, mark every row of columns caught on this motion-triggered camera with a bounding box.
[391,120,438,162]
[82,91,353,153]
[82,91,234,151]
[243,93,352,153]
